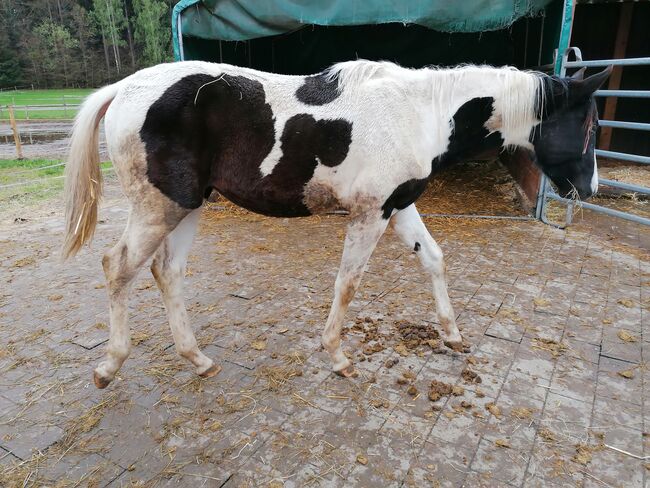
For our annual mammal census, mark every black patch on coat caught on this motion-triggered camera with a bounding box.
[141,73,276,210]
[295,73,341,105]
[261,114,352,216]
[141,74,353,217]
[381,97,504,219]
[381,179,428,219]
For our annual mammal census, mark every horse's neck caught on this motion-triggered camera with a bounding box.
[429,67,541,150]
[400,67,542,173]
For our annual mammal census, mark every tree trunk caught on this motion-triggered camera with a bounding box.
[124,1,136,69]
[56,0,64,23]
[101,27,111,79]
[106,0,121,73]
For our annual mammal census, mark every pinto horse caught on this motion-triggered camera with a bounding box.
[62,60,610,388]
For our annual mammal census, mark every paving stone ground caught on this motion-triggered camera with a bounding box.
[0,174,648,488]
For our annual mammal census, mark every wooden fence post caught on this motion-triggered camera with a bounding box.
[599,3,633,151]
[8,105,24,160]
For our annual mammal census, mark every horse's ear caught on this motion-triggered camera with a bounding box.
[570,68,586,80]
[570,66,613,100]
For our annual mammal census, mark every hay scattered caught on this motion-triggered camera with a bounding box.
[531,338,568,358]
[618,368,635,379]
[572,443,603,465]
[255,364,302,392]
[486,403,502,418]
[11,256,35,268]
[61,393,120,450]
[617,330,637,343]
[538,428,557,443]
[452,386,465,396]
[511,407,535,420]
[617,298,635,308]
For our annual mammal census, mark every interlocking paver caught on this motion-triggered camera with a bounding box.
[0,176,647,487]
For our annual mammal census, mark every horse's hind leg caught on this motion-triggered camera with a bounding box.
[322,213,389,376]
[94,208,185,389]
[390,204,462,348]
[150,209,219,378]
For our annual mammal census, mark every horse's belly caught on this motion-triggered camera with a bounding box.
[212,174,314,218]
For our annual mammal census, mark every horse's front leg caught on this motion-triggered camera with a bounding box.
[390,204,462,348]
[322,212,389,376]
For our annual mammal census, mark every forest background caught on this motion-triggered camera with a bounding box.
[0,0,174,89]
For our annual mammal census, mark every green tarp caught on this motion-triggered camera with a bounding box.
[173,0,553,60]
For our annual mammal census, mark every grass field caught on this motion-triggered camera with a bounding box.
[0,88,94,121]
[0,158,112,205]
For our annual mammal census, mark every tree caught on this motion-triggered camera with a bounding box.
[0,0,173,88]
[0,33,22,88]
[133,0,168,66]
[70,4,95,86]
[0,0,23,87]
[28,20,79,87]
[93,0,126,74]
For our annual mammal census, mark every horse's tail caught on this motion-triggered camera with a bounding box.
[62,83,119,260]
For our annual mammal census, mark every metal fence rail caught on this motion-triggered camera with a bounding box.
[536,47,650,227]
[0,103,81,120]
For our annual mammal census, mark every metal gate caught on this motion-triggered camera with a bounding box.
[535,48,650,227]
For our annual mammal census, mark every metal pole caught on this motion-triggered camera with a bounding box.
[537,0,575,223]
[546,193,650,226]
[177,11,185,61]
[8,105,24,160]
[554,0,576,74]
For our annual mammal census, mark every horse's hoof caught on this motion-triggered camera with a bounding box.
[93,370,112,389]
[334,365,358,378]
[199,363,221,379]
[444,340,465,353]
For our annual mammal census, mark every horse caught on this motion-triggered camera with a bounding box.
[62,60,611,388]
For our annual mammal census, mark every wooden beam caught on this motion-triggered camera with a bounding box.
[599,3,633,151]
[8,105,24,160]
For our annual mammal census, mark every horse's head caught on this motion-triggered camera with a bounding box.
[532,67,612,200]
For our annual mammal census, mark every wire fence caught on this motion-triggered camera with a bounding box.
[2,162,67,176]
[0,85,37,92]
[0,100,82,120]
[0,111,77,159]
[0,165,114,190]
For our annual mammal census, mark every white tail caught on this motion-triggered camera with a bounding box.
[62,83,119,259]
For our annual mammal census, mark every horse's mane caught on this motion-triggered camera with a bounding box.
[326,60,545,149]
[324,60,411,89]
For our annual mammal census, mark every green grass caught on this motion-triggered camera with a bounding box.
[0,158,112,205]
[0,88,94,121]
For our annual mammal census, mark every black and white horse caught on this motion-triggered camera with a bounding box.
[62,60,610,388]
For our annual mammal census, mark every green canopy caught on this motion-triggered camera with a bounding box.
[173,0,553,60]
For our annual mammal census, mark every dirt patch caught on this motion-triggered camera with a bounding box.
[572,443,603,465]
